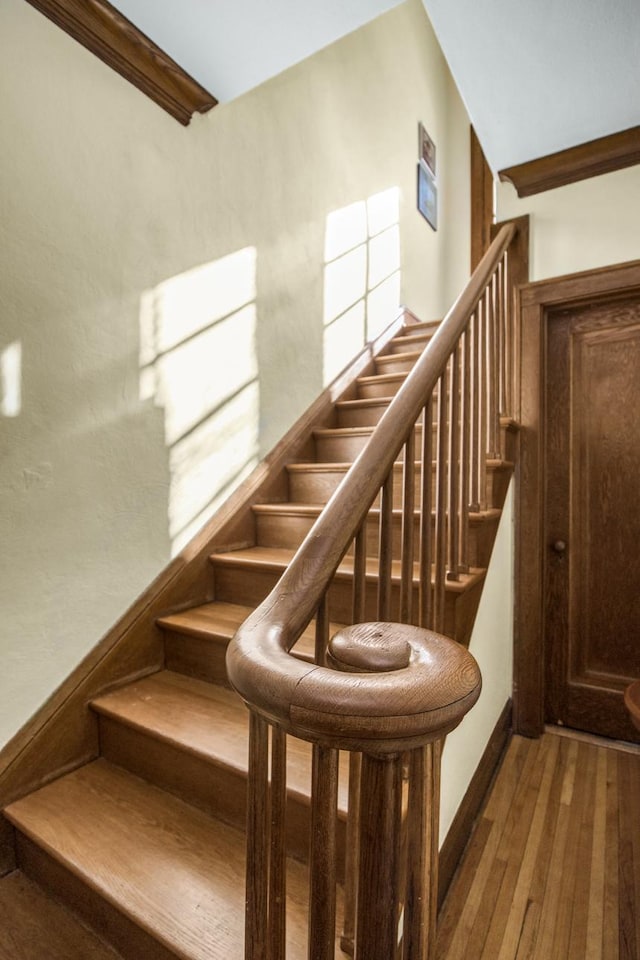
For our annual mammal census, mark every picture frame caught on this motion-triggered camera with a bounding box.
[418,122,436,175]
[417,161,437,231]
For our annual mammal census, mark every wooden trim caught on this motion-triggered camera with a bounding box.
[0,311,408,816]
[470,127,494,270]
[438,699,512,909]
[25,0,217,125]
[499,126,640,198]
[514,258,640,736]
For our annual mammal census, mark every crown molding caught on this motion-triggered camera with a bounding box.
[499,126,640,198]
[26,0,217,125]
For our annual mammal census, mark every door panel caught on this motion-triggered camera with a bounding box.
[544,295,640,740]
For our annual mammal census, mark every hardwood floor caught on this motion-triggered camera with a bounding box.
[437,730,640,960]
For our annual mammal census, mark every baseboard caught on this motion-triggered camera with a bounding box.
[438,698,512,909]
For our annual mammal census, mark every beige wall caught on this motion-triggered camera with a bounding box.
[0,0,472,748]
[440,481,514,845]
[497,166,640,281]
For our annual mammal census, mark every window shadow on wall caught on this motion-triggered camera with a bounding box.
[139,248,259,555]
[323,186,401,385]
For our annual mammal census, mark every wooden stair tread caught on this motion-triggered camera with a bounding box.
[4,760,337,960]
[0,871,122,960]
[254,501,500,526]
[335,396,395,410]
[210,546,486,594]
[389,332,432,347]
[158,600,345,662]
[288,458,514,472]
[356,371,407,387]
[91,671,349,809]
[398,320,440,335]
[158,600,256,639]
[376,349,421,364]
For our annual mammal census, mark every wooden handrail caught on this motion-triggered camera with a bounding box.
[226,221,520,960]
[226,223,514,736]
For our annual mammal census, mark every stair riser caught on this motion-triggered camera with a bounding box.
[301,452,508,509]
[315,431,430,461]
[356,376,406,399]
[336,402,390,428]
[212,563,463,640]
[16,834,173,960]
[165,633,231,687]
[375,354,417,375]
[97,717,343,875]
[255,511,495,568]
[337,404,440,430]
[388,336,430,354]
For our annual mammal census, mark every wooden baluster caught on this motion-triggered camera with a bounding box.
[340,754,362,958]
[419,398,433,629]
[487,274,499,460]
[479,293,489,511]
[309,745,339,960]
[269,727,287,960]
[493,268,502,455]
[355,754,404,960]
[315,592,330,667]
[246,712,270,960]
[497,258,507,417]
[378,471,394,620]
[403,741,442,960]
[509,246,522,422]
[504,250,514,419]
[469,309,480,514]
[447,343,461,582]
[352,524,367,625]
[400,430,416,623]
[341,526,366,958]
[459,327,471,574]
[433,370,449,633]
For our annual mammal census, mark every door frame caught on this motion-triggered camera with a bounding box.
[514,257,640,737]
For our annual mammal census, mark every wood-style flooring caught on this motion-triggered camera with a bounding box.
[437,729,640,960]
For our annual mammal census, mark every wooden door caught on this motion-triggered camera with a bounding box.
[544,294,640,740]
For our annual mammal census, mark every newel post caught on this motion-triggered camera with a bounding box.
[328,622,480,960]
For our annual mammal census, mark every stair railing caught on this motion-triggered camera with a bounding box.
[227,221,523,960]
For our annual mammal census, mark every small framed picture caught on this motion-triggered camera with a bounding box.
[418,122,436,175]
[417,161,437,231]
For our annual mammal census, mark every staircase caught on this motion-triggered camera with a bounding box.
[0,306,516,958]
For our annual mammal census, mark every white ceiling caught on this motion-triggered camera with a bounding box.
[115,0,404,103]
[114,0,640,173]
[423,0,640,172]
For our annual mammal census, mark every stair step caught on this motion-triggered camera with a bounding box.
[314,424,428,461]
[335,396,395,427]
[5,760,338,960]
[0,870,122,960]
[336,397,446,429]
[210,546,485,641]
[397,320,440,337]
[387,332,432,354]
[287,460,512,509]
[158,601,345,684]
[356,371,407,399]
[253,501,500,566]
[375,350,421,374]
[91,671,349,864]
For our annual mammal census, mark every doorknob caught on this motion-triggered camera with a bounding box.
[551,539,567,554]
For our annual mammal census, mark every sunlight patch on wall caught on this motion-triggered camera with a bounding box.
[139,248,259,555]
[1,341,22,417]
[323,187,401,385]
